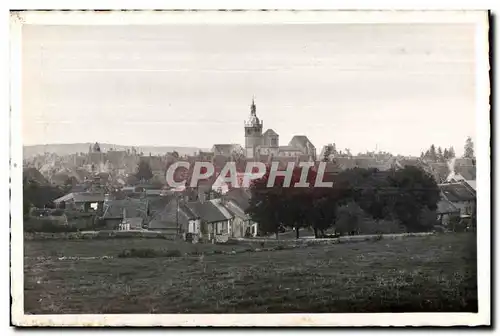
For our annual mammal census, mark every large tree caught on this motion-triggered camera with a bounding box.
[386,166,440,232]
[448,146,456,159]
[135,160,153,182]
[443,148,450,161]
[248,164,319,239]
[437,146,444,162]
[464,137,475,159]
[429,144,437,162]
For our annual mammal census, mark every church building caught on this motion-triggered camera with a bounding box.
[243,98,316,161]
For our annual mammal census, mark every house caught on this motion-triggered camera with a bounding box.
[224,187,252,212]
[148,197,191,234]
[436,198,460,226]
[224,199,258,237]
[54,192,105,213]
[185,199,233,241]
[148,194,257,241]
[439,182,476,218]
[101,198,150,230]
[287,135,316,161]
[148,197,230,241]
[211,144,245,157]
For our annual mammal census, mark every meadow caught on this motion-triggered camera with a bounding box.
[24,233,477,314]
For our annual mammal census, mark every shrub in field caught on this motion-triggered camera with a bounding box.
[118,248,182,258]
[164,249,182,258]
[118,248,157,258]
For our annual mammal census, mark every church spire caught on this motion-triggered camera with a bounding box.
[251,96,256,116]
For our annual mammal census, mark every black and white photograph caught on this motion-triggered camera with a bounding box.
[9,10,490,327]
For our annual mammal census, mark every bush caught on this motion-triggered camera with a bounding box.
[418,207,439,231]
[164,249,183,258]
[24,218,78,233]
[447,214,462,232]
[117,248,183,258]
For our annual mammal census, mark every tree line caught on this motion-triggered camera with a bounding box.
[247,165,441,239]
[420,137,475,163]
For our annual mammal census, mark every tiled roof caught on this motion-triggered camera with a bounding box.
[224,200,249,220]
[455,165,476,181]
[439,183,476,202]
[185,200,229,223]
[225,188,251,211]
[212,144,244,156]
[288,135,315,149]
[428,162,450,183]
[54,192,105,203]
[209,199,233,220]
[106,151,127,167]
[103,198,149,219]
[262,129,279,137]
[465,180,476,191]
[148,198,190,229]
[455,158,475,166]
[437,198,459,214]
[333,158,357,170]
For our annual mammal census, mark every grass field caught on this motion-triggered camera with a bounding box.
[24,233,477,314]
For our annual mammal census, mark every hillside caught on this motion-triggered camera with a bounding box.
[23,143,208,158]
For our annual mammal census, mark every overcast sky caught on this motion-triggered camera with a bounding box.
[22,23,476,156]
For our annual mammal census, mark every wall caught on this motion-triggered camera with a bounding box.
[452,200,474,217]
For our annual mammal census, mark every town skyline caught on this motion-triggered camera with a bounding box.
[22,24,476,157]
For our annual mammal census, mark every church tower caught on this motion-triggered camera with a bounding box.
[244,98,263,158]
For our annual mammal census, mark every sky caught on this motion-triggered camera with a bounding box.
[21,23,477,156]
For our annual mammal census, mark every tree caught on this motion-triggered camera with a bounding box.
[387,166,441,232]
[356,170,393,227]
[172,151,180,159]
[448,146,456,159]
[308,187,347,238]
[429,144,437,162]
[247,164,318,239]
[322,145,332,162]
[23,200,32,220]
[231,147,245,163]
[126,174,139,186]
[336,202,365,235]
[464,137,474,159]
[135,160,153,182]
[443,148,450,161]
[437,147,443,162]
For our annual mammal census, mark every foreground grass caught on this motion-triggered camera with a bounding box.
[24,233,477,314]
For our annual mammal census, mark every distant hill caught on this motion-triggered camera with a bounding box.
[23,143,208,159]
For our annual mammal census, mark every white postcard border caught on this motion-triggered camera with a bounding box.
[9,10,491,327]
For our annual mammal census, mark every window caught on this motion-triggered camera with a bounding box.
[217,221,228,234]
